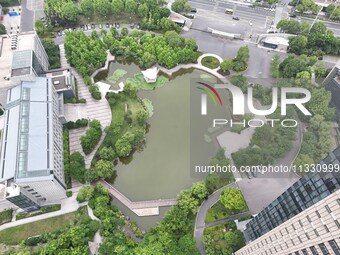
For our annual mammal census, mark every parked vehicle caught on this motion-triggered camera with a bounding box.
[190,8,197,13]
[232,16,240,20]
[106,23,110,28]
[91,24,95,29]
[130,23,135,29]
[99,24,103,29]
[136,24,141,29]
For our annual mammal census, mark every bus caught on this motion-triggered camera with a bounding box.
[225,8,233,15]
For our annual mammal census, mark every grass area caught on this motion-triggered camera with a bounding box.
[201,56,220,69]
[0,211,80,245]
[16,204,61,221]
[142,98,154,117]
[205,201,233,223]
[0,209,13,226]
[107,69,127,84]
[126,74,168,90]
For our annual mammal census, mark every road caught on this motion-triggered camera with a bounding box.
[189,0,340,36]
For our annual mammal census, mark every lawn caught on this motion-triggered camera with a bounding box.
[201,56,220,69]
[205,201,233,223]
[0,211,79,244]
[107,69,127,84]
[126,74,168,90]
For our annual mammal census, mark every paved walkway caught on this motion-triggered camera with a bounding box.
[101,180,176,216]
[194,183,240,255]
[59,44,112,168]
[0,186,84,231]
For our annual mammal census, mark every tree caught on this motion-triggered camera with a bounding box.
[279,54,307,78]
[288,35,308,55]
[99,146,116,161]
[136,108,149,125]
[229,74,248,93]
[42,38,61,69]
[296,0,318,13]
[94,160,114,179]
[80,0,94,17]
[235,46,250,63]
[61,1,79,22]
[94,0,111,16]
[296,70,311,79]
[35,20,46,36]
[125,0,137,13]
[0,24,6,35]
[220,59,234,72]
[294,154,314,172]
[115,132,135,157]
[220,187,246,211]
[171,0,191,12]
[191,182,208,200]
[137,3,149,18]
[140,52,156,69]
[112,0,125,13]
[77,185,94,202]
[307,88,335,121]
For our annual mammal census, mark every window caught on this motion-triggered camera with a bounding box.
[335,220,340,228]
[316,210,321,218]
[319,243,330,255]
[307,215,311,222]
[310,246,319,255]
[329,240,340,255]
[324,225,329,232]
[314,229,319,237]
[325,205,331,213]
[302,249,308,255]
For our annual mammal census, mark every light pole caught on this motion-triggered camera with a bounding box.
[308,5,323,33]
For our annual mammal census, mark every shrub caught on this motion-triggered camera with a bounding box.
[66,191,73,197]
[0,208,13,225]
[65,118,89,129]
[89,84,102,100]
[81,120,102,155]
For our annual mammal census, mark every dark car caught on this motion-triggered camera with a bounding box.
[106,23,110,28]
[57,31,62,36]
[130,23,135,29]
[232,16,240,20]
[91,24,95,29]
[190,8,197,13]
[289,14,297,17]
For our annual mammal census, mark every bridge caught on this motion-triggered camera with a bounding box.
[100,180,177,216]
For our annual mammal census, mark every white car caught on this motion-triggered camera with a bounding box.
[249,20,253,26]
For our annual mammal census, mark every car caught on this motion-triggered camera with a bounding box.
[190,8,197,13]
[246,171,253,179]
[249,20,253,26]
[88,24,92,30]
[91,24,95,29]
[130,23,135,29]
[106,23,110,28]
[80,25,84,30]
[136,24,141,29]
[84,25,88,31]
[115,23,120,28]
[99,24,103,29]
[57,31,62,36]
[289,14,297,18]
[232,16,240,20]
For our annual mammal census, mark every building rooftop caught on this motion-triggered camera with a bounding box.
[263,36,289,46]
[0,77,55,183]
[45,68,73,92]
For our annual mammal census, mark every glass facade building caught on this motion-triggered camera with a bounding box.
[244,147,340,242]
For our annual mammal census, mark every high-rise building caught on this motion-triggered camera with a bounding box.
[0,77,66,211]
[324,59,340,111]
[236,147,340,255]
[10,31,49,84]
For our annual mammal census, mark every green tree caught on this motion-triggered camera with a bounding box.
[279,54,307,78]
[185,38,198,50]
[236,46,250,63]
[296,0,318,13]
[307,88,335,121]
[99,146,116,161]
[296,70,311,79]
[288,35,308,55]
[136,108,149,125]
[140,52,156,68]
[125,0,137,13]
[80,0,94,17]
[137,3,149,18]
[191,182,208,200]
[42,38,61,69]
[76,185,94,202]
[230,74,248,93]
[94,160,114,179]
[171,0,191,12]
[220,59,234,72]
[35,20,46,36]
[112,0,125,13]
[61,1,79,22]
[94,0,111,16]
[220,187,246,211]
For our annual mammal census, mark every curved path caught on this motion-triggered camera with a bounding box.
[194,182,243,255]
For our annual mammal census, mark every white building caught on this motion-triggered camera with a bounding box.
[0,77,66,211]
[141,67,159,83]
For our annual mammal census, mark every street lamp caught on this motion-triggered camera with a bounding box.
[308,5,323,33]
